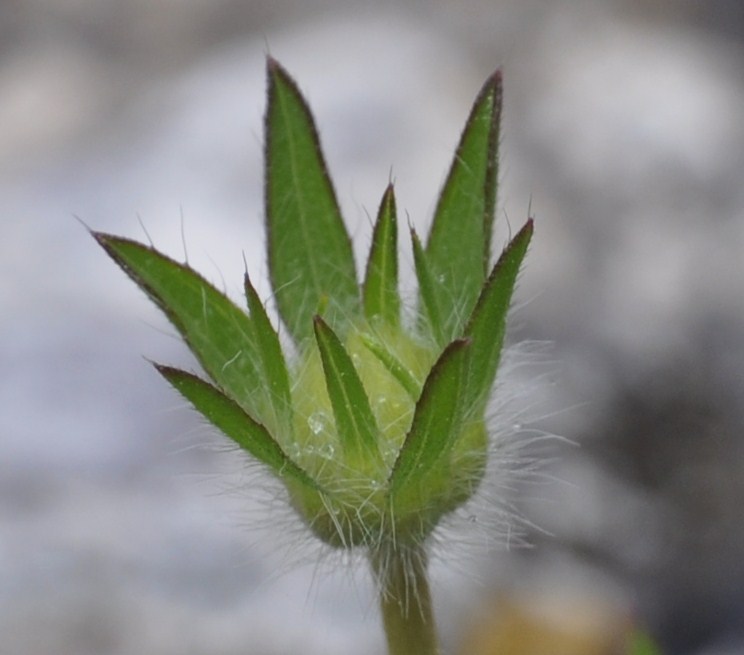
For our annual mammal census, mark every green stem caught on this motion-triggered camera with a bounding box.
[371,546,440,655]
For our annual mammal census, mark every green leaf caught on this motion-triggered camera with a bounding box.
[244,272,293,433]
[358,332,420,400]
[265,58,359,343]
[313,316,382,467]
[155,364,319,489]
[425,71,502,341]
[462,219,533,412]
[363,183,400,325]
[94,233,266,419]
[389,338,471,492]
[411,228,445,345]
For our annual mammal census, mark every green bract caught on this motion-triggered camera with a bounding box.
[94,57,532,555]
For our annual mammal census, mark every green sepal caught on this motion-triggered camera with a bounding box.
[363,183,400,325]
[244,272,293,434]
[265,57,359,344]
[425,70,502,341]
[388,338,471,493]
[154,364,320,490]
[358,332,420,401]
[411,228,445,346]
[313,316,382,468]
[462,219,533,412]
[93,233,265,420]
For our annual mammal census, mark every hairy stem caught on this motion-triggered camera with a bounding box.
[371,546,440,655]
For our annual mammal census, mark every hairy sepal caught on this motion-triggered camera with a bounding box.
[244,272,293,435]
[424,70,502,342]
[363,183,400,326]
[313,316,383,471]
[265,58,359,344]
[358,332,420,401]
[411,228,446,346]
[462,219,533,413]
[388,339,485,538]
[155,363,319,490]
[94,233,268,421]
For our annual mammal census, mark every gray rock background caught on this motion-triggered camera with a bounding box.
[2,2,743,654]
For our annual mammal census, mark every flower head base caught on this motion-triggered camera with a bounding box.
[94,58,532,558]
[287,322,489,549]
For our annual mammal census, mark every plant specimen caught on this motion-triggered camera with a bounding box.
[93,58,532,655]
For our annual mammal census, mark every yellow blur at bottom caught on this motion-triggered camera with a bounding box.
[460,593,632,655]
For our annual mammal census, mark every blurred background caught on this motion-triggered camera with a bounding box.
[2,1,743,654]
